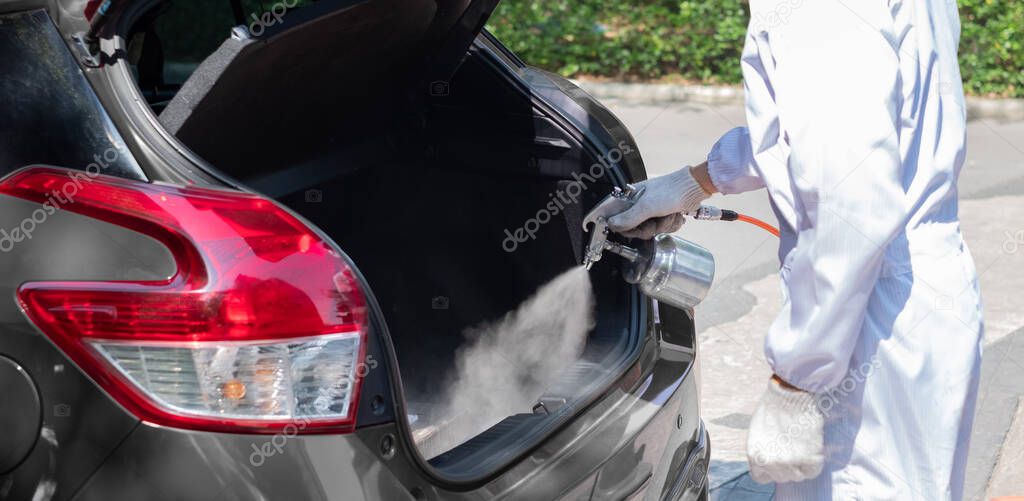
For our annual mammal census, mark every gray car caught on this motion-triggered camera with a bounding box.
[0,1,709,499]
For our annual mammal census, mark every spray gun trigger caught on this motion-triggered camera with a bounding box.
[581,185,646,269]
[581,185,645,231]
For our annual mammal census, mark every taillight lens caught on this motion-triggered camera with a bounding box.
[84,0,103,20]
[3,167,368,434]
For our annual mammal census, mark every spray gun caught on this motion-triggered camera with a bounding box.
[582,185,782,309]
[582,186,716,310]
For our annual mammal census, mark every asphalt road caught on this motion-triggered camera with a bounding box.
[601,99,1024,500]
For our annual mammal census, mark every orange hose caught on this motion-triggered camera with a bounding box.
[736,213,780,237]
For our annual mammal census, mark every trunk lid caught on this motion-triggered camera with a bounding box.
[160,0,499,175]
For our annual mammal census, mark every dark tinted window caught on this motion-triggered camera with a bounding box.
[142,0,316,85]
[127,0,315,111]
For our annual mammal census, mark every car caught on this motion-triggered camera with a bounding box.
[0,1,710,499]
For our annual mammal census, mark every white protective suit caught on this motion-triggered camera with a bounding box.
[706,0,984,499]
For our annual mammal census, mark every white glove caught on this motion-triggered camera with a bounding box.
[746,379,825,484]
[607,166,710,239]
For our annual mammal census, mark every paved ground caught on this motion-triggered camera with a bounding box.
[601,99,1024,500]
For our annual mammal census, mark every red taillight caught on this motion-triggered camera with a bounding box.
[84,0,104,21]
[4,167,368,434]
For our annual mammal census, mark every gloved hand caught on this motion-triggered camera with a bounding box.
[746,377,825,484]
[607,166,710,239]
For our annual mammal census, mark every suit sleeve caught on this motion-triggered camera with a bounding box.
[705,30,790,204]
[706,126,765,194]
[752,0,908,392]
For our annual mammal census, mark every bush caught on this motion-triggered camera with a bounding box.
[487,0,1024,97]
[958,0,1024,97]
[486,0,747,83]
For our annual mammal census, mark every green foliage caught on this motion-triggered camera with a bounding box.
[487,0,1024,97]
[958,0,1024,97]
[486,0,747,83]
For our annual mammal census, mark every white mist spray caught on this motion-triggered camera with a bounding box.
[414,266,594,458]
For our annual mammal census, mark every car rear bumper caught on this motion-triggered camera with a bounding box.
[72,301,706,501]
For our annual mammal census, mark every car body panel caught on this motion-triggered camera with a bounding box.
[0,196,178,500]
[73,320,704,500]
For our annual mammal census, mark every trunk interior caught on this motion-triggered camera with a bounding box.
[248,131,638,466]
[125,0,640,478]
[193,57,639,471]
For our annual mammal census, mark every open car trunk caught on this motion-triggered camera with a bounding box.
[130,0,641,480]
[242,130,638,469]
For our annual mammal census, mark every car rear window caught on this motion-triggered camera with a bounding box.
[140,0,316,86]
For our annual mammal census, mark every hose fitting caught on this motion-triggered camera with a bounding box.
[694,206,738,221]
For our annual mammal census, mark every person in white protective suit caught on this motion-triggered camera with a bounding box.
[606,0,984,499]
